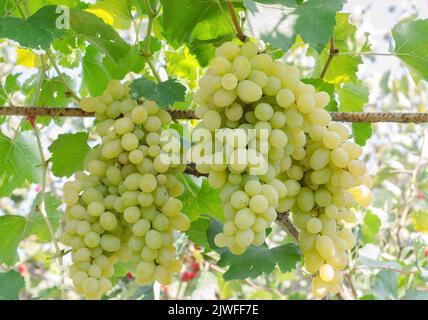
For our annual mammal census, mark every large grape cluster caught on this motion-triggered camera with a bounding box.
[59,80,190,299]
[193,41,373,298]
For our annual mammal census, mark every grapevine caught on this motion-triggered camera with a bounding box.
[59,80,190,299]
[192,41,373,297]
[0,0,427,303]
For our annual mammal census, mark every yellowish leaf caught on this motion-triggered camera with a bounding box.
[16,48,39,68]
[85,8,115,26]
[412,211,428,234]
[86,0,132,29]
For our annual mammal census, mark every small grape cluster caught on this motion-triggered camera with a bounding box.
[193,41,373,298]
[59,80,190,299]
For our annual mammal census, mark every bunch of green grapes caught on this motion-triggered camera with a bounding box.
[271,80,373,298]
[194,41,373,298]
[59,80,190,299]
[192,41,292,254]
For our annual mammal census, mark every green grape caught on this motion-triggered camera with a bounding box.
[145,230,162,250]
[114,117,134,135]
[232,55,252,80]
[124,206,141,224]
[237,80,263,103]
[235,229,254,248]
[248,194,268,213]
[315,236,335,259]
[306,217,322,234]
[100,212,118,231]
[254,103,273,121]
[234,208,256,229]
[221,73,238,90]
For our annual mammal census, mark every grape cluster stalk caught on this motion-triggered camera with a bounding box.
[193,41,373,298]
[59,80,190,299]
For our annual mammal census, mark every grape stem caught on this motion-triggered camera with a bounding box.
[28,58,66,299]
[139,0,163,83]
[46,51,81,102]
[395,128,428,258]
[320,37,339,79]
[226,0,247,42]
[276,212,299,241]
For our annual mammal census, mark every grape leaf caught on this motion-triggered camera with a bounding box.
[362,210,381,244]
[207,216,301,280]
[309,13,363,84]
[48,132,90,178]
[0,5,64,50]
[244,0,344,53]
[24,193,62,242]
[411,211,428,234]
[373,270,398,300]
[86,0,132,29]
[186,215,212,249]
[166,47,200,87]
[103,46,146,80]
[24,0,87,16]
[338,82,372,146]
[352,123,373,147]
[0,270,25,300]
[160,0,233,47]
[0,192,62,265]
[130,78,186,108]
[38,76,74,107]
[160,0,236,65]
[82,45,112,96]
[177,174,223,222]
[69,8,130,62]
[392,19,428,82]
[0,216,26,266]
[302,78,337,111]
[218,244,300,281]
[0,131,42,197]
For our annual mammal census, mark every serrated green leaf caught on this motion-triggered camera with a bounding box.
[82,45,112,96]
[0,216,27,266]
[0,270,25,300]
[48,132,90,177]
[177,174,223,222]
[103,46,146,80]
[302,78,337,111]
[166,47,200,87]
[24,193,62,242]
[207,216,300,280]
[411,211,428,234]
[310,13,363,85]
[86,0,132,30]
[69,8,130,62]
[0,192,62,265]
[373,270,398,300]
[352,123,373,147]
[130,78,186,108]
[38,76,74,107]
[186,215,212,249]
[338,82,372,146]
[362,210,381,244]
[161,0,234,47]
[392,19,428,82]
[0,131,42,197]
[0,5,64,50]
[245,0,344,53]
